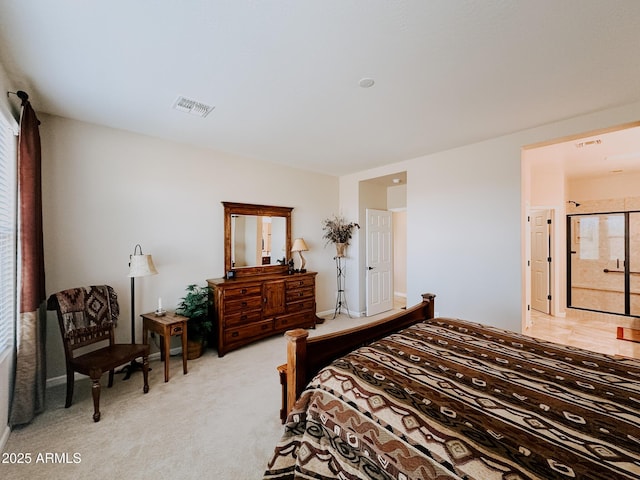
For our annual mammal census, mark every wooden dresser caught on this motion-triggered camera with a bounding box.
[208,271,318,356]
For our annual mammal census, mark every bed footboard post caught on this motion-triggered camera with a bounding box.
[421,293,436,319]
[285,328,309,417]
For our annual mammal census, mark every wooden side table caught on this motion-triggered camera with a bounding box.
[141,311,189,382]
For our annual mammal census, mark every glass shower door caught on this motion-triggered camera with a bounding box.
[630,212,640,316]
[568,213,626,314]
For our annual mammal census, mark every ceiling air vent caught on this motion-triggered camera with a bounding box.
[172,96,214,118]
[575,139,602,148]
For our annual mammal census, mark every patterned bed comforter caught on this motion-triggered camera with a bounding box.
[264,317,640,480]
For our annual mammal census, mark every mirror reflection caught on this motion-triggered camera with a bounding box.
[223,202,292,277]
[231,215,287,267]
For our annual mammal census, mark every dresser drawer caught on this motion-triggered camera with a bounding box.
[224,309,262,328]
[225,295,263,313]
[224,319,273,343]
[274,311,315,331]
[286,286,314,302]
[286,277,314,290]
[223,284,262,300]
[286,299,315,313]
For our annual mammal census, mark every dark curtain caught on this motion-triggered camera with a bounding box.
[9,93,46,427]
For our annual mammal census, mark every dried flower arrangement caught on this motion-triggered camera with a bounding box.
[321,214,360,246]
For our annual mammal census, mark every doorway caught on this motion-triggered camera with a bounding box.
[523,121,640,331]
[358,172,406,316]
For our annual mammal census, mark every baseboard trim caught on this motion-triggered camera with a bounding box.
[45,348,183,388]
[317,308,363,318]
[0,424,10,453]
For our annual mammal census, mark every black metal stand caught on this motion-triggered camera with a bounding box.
[333,255,351,318]
[118,276,148,380]
[120,359,146,380]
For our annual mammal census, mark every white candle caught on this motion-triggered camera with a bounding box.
[158,297,162,311]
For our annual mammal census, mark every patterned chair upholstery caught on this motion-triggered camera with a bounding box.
[47,285,149,422]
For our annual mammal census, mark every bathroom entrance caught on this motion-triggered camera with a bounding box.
[567,211,640,316]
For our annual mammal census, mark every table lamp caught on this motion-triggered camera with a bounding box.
[291,238,309,273]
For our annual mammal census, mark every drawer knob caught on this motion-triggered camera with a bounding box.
[231,331,239,338]
[241,288,247,294]
[241,301,247,307]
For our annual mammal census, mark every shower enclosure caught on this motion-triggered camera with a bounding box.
[567,211,640,316]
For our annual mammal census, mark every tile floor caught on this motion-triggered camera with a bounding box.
[526,308,640,359]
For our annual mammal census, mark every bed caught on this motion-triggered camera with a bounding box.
[264,293,640,479]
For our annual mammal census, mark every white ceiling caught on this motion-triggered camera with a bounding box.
[533,125,640,180]
[1,1,640,176]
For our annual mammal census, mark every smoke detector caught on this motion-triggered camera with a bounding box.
[172,96,214,118]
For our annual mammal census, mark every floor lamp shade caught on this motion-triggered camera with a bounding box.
[127,244,158,344]
[128,251,158,278]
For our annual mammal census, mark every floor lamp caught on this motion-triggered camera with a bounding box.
[121,243,158,379]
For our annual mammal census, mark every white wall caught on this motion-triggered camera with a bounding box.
[408,137,521,328]
[342,100,640,332]
[40,114,339,379]
[389,185,407,297]
[387,184,406,210]
[393,210,407,296]
[569,171,640,200]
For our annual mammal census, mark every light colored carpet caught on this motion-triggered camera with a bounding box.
[1,310,399,480]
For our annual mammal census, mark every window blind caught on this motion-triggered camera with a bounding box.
[0,113,17,355]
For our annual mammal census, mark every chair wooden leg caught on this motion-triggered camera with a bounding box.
[91,381,101,422]
[65,367,74,408]
[90,372,102,422]
[108,369,114,388]
[142,355,150,394]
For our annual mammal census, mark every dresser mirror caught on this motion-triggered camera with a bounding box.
[223,202,292,278]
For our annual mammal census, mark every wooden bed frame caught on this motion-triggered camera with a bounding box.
[278,293,436,421]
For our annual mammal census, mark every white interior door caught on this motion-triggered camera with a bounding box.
[366,209,393,316]
[531,209,551,314]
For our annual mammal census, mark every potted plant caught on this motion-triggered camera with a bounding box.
[176,284,213,359]
[321,214,360,257]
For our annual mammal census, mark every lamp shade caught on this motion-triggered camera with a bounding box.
[128,253,158,278]
[291,238,309,252]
